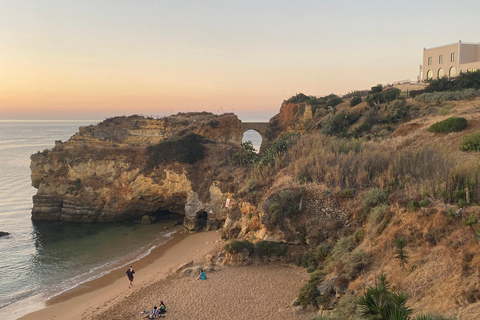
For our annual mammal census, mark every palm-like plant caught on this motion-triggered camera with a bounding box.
[358,274,412,320]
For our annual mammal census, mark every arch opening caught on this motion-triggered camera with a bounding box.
[242,130,262,153]
[196,211,208,231]
[438,68,445,78]
[427,69,433,80]
[449,66,457,78]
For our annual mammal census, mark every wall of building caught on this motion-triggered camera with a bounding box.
[423,43,458,80]
[459,44,478,64]
[459,61,480,73]
[422,41,480,81]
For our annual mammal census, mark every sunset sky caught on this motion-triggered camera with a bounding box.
[1,0,479,121]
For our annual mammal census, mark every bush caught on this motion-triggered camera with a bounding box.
[343,249,370,281]
[428,117,467,133]
[224,240,254,255]
[362,188,388,209]
[409,200,421,211]
[260,133,299,166]
[341,188,355,198]
[460,132,480,151]
[370,84,383,93]
[297,270,325,307]
[255,241,288,257]
[229,141,259,166]
[327,236,355,267]
[321,112,361,136]
[369,204,390,225]
[415,89,480,103]
[147,133,206,166]
[350,96,362,107]
[409,89,425,98]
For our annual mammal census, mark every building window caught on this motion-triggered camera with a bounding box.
[451,52,455,62]
[438,68,445,78]
[439,55,443,64]
[427,69,433,80]
[428,57,432,65]
[449,67,457,77]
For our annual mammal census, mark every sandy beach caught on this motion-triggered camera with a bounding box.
[17,230,309,320]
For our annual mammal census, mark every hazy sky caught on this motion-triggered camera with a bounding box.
[1,0,479,121]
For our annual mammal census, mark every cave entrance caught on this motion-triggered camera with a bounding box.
[151,209,183,222]
[196,211,208,231]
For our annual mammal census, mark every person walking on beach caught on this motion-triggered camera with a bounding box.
[126,265,135,288]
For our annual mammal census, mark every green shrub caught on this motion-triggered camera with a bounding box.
[409,89,425,98]
[255,241,288,257]
[343,250,370,281]
[298,282,319,307]
[362,188,388,209]
[259,133,299,166]
[415,89,480,103]
[460,132,480,151]
[350,96,362,107]
[370,84,383,93]
[224,240,254,255]
[383,88,401,103]
[229,141,259,166]
[409,200,421,211]
[419,199,430,207]
[428,117,467,133]
[147,133,206,166]
[327,236,355,267]
[353,228,365,245]
[321,112,360,136]
[369,204,390,225]
[297,270,325,307]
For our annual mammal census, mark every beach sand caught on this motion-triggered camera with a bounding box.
[18,230,309,320]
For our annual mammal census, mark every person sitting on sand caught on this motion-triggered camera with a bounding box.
[146,306,158,319]
[196,269,207,280]
[158,301,166,317]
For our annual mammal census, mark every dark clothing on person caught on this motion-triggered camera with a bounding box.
[126,268,135,280]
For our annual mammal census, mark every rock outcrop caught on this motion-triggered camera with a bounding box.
[30,109,354,241]
[30,113,250,231]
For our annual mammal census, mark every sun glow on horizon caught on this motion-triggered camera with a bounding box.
[1,1,479,120]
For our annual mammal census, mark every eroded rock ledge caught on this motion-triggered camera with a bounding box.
[30,113,248,231]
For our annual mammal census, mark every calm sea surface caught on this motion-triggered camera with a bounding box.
[0,121,180,320]
[0,121,263,320]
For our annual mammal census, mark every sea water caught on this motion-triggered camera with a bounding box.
[0,121,179,320]
[0,120,263,320]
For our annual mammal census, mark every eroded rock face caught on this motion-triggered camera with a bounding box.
[30,113,248,230]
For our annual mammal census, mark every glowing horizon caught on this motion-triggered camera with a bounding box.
[1,1,479,121]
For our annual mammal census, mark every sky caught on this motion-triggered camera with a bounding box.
[1,0,479,121]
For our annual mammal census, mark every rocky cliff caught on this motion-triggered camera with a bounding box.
[30,113,251,231]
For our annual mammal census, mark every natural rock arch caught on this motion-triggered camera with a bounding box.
[239,122,269,152]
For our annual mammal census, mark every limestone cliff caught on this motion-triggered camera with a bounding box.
[30,113,249,231]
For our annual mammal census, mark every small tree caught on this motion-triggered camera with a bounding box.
[394,237,408,269]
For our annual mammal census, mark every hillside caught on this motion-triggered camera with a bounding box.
[29,72,480,319]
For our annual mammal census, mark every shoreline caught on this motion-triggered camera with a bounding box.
[17,230,222,320]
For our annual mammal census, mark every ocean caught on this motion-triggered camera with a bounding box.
[0,120,263,320]
[0,121,179,320]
